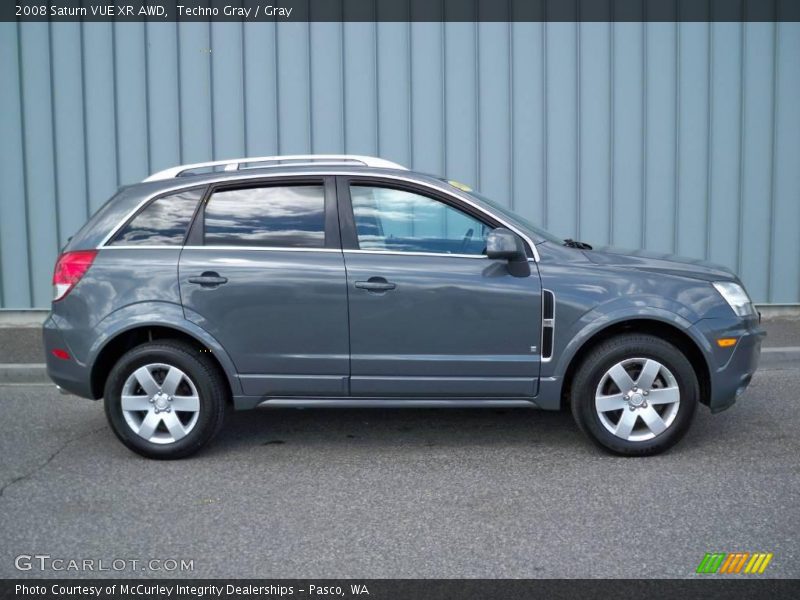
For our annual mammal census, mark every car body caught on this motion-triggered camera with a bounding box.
[43,155,765,458]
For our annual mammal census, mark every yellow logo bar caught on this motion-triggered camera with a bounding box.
[744,553,774,574]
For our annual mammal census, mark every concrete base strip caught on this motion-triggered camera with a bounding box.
[762,346,800,353]
[0,363,49,384]
[760,347,800,370]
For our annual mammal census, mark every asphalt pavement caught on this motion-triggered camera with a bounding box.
[1,362,798,579]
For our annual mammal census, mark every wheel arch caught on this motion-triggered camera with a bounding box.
[558,318,712,411]
[89,323,240,400]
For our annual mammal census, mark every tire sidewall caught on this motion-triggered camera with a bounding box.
[104,343,223,459]
[573,336,698,456]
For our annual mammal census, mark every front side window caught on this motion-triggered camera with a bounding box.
[110,188,202,246]
[204,185,326,248]
[350,185,489,255]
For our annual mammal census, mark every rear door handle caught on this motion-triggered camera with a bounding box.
[188,272,228,287]
[355,277,396,292]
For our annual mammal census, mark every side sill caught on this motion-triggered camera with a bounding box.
[233,396,540,410]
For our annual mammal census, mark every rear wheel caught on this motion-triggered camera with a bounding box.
[104,341,227,459]
[570,334,698,456]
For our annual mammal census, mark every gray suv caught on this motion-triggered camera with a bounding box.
[44,155,764,459]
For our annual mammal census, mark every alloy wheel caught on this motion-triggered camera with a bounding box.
[594,358,681,442]
[120,363,200,444]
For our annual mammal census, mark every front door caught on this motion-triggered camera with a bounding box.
[179,177,349,398]
[338,178,542,398]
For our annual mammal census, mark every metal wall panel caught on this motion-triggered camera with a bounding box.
[1,20,799,307]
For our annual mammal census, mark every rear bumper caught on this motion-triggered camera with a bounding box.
[43,314,95,399]
[695,316,765,413]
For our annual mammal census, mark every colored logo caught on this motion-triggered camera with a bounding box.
[696,552,773,574]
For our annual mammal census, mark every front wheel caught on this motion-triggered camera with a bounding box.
[570,334,699,456]
[104,340,227,459]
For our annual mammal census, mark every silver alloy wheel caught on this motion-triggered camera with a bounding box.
[594,358,680,442]
[120,363,200,444]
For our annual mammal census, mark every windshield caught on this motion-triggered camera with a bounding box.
[443,181,563,245]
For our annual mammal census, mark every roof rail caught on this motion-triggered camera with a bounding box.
[143,154,407,182]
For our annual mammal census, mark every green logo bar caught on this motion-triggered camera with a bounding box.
[697,553,727,573]
[696,553,712,573]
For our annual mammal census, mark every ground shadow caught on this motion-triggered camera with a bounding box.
[206,405,585,455]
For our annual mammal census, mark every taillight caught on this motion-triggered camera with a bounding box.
[52,250,97,301]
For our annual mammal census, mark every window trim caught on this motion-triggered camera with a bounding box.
[186,176,339,251]
[337,176,528,258]
[97,170,539,261]
[106,186,206,248]
[343,249,489,259]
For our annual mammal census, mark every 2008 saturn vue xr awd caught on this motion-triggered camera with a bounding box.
[44,155,765,459]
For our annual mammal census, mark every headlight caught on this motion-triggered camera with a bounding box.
[712,281,755,317]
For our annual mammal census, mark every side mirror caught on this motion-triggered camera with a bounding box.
[486,228,527,262]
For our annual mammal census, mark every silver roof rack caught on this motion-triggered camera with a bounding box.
[143,154,407,182]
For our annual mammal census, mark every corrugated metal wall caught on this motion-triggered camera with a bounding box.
[1,21,799,308]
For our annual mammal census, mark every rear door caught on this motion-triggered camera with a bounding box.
[338,177,542,398]
[179,176,350,398]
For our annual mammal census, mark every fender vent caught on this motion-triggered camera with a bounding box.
[541,290,555,361]
[543,289,555,320]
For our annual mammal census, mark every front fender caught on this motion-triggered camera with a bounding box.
[533,298,716,411]
[88,301,242,396]
[548,303,713,382]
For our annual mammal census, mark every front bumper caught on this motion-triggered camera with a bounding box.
[43,314,94,398]
[694,316,766,413]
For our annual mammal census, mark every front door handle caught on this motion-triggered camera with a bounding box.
[188,272,228,288]
[355,277,397,292]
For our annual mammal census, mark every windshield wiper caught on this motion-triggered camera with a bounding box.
[563,238,593,250]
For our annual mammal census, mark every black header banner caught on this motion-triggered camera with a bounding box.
[2,579,800,600]
[5,0,800,22]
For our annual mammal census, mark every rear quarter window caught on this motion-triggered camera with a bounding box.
[109,188,203,246]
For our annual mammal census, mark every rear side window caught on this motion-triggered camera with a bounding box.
[109,188,202,246]
[204,185,326,248]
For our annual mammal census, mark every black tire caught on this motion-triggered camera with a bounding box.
[570,333,698,456]
[104,340,228,459]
